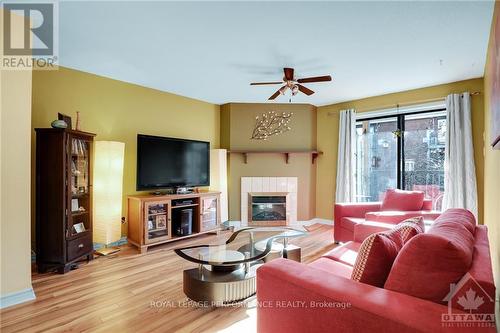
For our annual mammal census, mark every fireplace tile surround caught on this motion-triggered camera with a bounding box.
[241,177,298,225]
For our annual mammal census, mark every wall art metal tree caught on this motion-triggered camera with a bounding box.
[251,111,293,140]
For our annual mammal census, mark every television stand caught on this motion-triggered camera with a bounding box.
[127,191,221,253]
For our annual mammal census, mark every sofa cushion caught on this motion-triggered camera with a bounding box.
[384,210,475,304]
[309,257,353,279]
[365,211,441,224]
[323,241,361,266]
[351,230,403,287]
[432,208,476,234]
[381,189,424,212]
[353,221,395,243]
[340,217,365,232]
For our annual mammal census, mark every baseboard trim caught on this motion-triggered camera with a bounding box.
[305,218,333,225]
[0,287,36,309]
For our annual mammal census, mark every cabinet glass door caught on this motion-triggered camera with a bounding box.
[201,197,218,231]
[68,137,91,238]
[144,201,170,243]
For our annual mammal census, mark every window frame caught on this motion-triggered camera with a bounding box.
[355,107,446,191]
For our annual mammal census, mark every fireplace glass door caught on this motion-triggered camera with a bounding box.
[251,196,287,222]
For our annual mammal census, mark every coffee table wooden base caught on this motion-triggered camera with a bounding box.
[183,264,261,305]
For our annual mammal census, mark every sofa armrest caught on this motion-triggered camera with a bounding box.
[422,199,433,210]
[257,259,492,333]
[334,202,381,220]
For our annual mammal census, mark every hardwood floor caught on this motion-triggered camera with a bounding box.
[0,224,335,333]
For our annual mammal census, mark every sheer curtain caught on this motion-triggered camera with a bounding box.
[442,92,478,217]
[335,109,357,202]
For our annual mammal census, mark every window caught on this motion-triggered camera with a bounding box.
[355,109,446,210]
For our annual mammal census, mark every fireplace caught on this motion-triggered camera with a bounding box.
[248,192,289,226]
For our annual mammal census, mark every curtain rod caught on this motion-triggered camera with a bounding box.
[327,91,481,116]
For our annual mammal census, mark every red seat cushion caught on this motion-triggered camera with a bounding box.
[353,221,395,242]
[384,210,475,304]
[365,211,441,224]
[351,230,403,287]
[381,189,425,211]
[340,217,365,232]
[323,241,361,266]
[309,257,353,279]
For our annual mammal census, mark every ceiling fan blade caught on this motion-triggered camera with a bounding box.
[297,84,315,96]
[297,75,332,83]
[250,82,283,85]
[284,68,294,81]
[268,88,282,100]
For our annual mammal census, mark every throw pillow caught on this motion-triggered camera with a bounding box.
[393,216,425,244]
[381,189,425,211]
[351,230,403,287]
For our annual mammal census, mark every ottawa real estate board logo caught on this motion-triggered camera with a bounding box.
[2,1,58,70]
[442,272,496,328]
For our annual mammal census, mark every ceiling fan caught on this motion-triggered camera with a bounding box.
[250,67,332,100]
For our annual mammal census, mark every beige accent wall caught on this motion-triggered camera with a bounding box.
[483,1,500,301]
[31,67,220,239]
[221,103,317,221]
[316,78,485,222]
[0,12,33,297]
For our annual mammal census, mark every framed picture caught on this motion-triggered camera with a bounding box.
[73,222,86,233]
[156,215,167,229]
[488,4,500,149]
[58,113,72,130]
[71,198,79,212]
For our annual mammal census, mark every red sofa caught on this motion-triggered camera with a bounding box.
[334,189,441,243]
[257,209,496,333]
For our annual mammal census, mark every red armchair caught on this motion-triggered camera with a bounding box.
[334,189,441,243]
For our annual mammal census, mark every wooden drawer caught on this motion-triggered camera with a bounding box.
[67,233,92,262]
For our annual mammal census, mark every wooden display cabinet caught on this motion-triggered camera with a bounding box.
[128,192,221,253]
[35,128,96,273]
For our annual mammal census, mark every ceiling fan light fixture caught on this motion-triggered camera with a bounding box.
[252,67,332,101]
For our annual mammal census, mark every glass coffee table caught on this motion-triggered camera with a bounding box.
[174,227,306,305]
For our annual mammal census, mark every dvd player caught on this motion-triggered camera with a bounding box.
[172,199,195,206]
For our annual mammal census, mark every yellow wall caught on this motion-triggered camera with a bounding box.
[316,78,485,222]
[221,103,317,221]
[32,67,220,238]
[483,1,500,301]
[0,12,33,298]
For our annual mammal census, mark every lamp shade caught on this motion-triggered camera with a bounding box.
[93,141,125,245]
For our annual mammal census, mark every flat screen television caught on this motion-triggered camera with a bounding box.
[136,134,209,191]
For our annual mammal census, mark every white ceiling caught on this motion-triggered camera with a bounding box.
[58,1,495,106]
